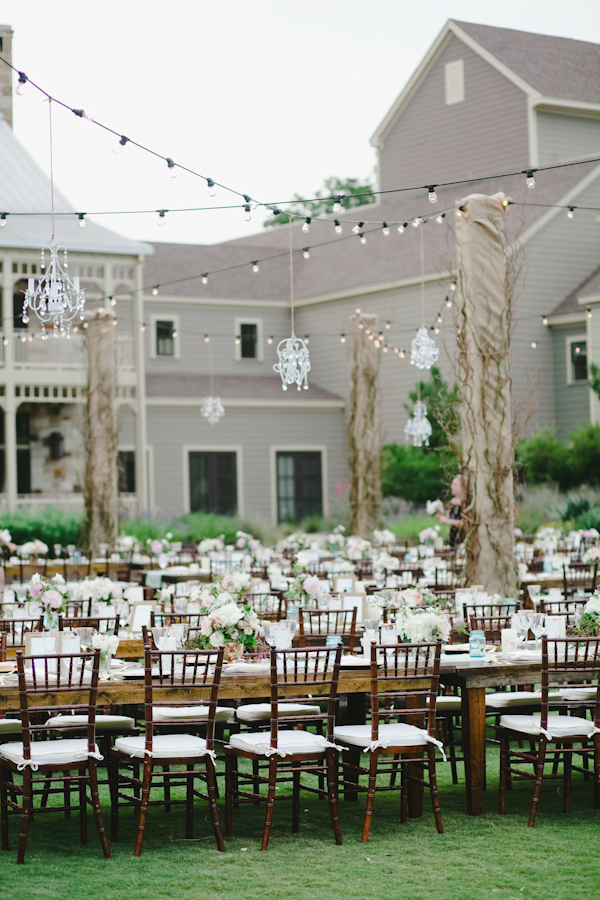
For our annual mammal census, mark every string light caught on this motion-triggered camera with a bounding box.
[587,308,593,318]
[446,297,452,308]
[0,214,6,227]
[524,169,537,189]
[204,334,210,342]
[340,334,346,343]
[333,195,344,214]
[16,71,27,95]
[436,213,445,224]
[382,222,390,235]
[152,286,159,296]
[172,329,178,338]
[166,158,177,178]
[140,323,146,332]
[157,209,166,227]
[542,315,548,325]
[427,186,438,203]
[110,296,116,307]
[385,321,391,329]
[207,178,216,198]
[397,223,406,234]
[234,335,241,345]
[302,217,311,233]
[252,261,259,273]
[399,350,405,358]
[531,341,537,348]
[78,213,86,228]
[450,281,457,292]
[567,206,575,218]
[437,315,442,323]
[334,220,343,235]
[201,274,208,284]
[304,335,309,344]
[303,248,310,259]
[359,233,367,244]
[267,335,273,344]
[244,204,252,221]
[412,217,422,227]
[113,135,128,155]
[352,222,364,235]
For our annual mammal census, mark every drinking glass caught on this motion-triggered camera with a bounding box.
[317,593,331,610]
[528,613,545,650]
[151,626,168,650]
[374,568,386,589]
[363,619,380,643]
[274,626,293,650]
[512,613,529,645]
[169,624,189,649]
[262,622,277,647]
[74,627,94,650]
[380,624,396,645]
[528,584,541,610]
[173,597,188,615]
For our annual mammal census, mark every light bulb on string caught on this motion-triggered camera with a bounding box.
[450,281,457,292]
[110,297,117,307]
[152,286,159,296]
[252,262,259,273]
[0,213,8,227]
[352,222,364,235]
[567,206,575,218]
[587,308,593,318]
[340,334,346,343]
[333,195,344,214]
[397,223,406,234]
[399,350,405,358]
[412,217,422,227]
[113,135,128,155]
[385,321,391,330]
[334,220,343,235]
[542,315,548,325]
[201,274,208,285]
[234,335,241,345]
[207,178,216,198]
[140,323,146,332]
[77,214,86,228]
[382,222,390,236]
[304,336,309,345]
[303,248,310,259]
[204,334,210,342]
[531,341,537,348]
[166,158,177,178]
[446,298,452,308]
[302,217,311,233]
[267,335,273,344]
[437,315,442,323]
[16,72,27,95]
[427,186,438,203]
[436,214,445,224]
[359,233,367,244]
[524,169,536,189]
[172,329,178,338]
[244,204,252,221]
[157,209,166,227]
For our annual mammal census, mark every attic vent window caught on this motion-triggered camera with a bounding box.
[445,59,464,105]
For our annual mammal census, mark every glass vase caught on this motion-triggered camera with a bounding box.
[99,651,112,679]
[43,608,59,631]
[223,641,244,662]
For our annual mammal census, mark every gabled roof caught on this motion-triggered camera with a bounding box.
[0,115,152,256]
[550,264,600,318]
[371,20,600,148]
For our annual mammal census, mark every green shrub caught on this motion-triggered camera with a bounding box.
[0,507,84,547]
[381,444,449,505]
[515,429,570,489]
[567,424,600,486]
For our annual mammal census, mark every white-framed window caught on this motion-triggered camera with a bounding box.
[150,314,180,359]
[234,317,263,361]
[566,334,587,384]
[445,60,465,106]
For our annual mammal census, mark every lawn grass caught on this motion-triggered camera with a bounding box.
[0,746,598,900]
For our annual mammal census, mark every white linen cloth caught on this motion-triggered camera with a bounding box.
[0,738,103,771]
[152,705,234,723]
[114,733,215,762]
[500,713,600,740]
[334,723,446,760]
[228,729,341,757]
[46,714,136,732]
[236,703,321,723]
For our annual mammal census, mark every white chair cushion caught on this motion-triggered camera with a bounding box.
[557,687,597,702]
[153,705,234,723]
[0,739,102,770]
[0,719,22,736]
[47,714,136,732]
[236,703,321,723]
[228,729,337,758]
[500,713,600,739]
[114,733,212,759]
[334,723,430,751]
[486,691,542,710]
[428,696,461,712]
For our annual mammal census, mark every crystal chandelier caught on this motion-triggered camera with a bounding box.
[274,335,310,390]
[22,238,86,339]
[410,326,439,370]
[404,400,432,447]
[274,218,311,391]
[200,395,224,425]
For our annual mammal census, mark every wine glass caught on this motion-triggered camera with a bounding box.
[528,613,545,650]
[511,613,529,646]
[74,627,94,650]
[262,621,277,648]
[528,584,541,610]
[363,618,380,643]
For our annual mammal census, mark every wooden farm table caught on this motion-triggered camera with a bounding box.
[440,656,543,816]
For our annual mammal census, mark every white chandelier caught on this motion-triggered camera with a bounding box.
[274,336,310,391]
[22,238,86,340]
[410,326,439,370]
[200,395,225,425]
[404,400,432,447]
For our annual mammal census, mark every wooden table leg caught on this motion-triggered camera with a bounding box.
[463,686,486,816]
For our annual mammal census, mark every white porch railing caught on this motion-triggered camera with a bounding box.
[2,333,134,369]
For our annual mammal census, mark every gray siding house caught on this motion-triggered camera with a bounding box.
[0,19,600,521]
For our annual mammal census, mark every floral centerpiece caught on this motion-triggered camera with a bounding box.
[372,528,396,547]
[278,531,312,555]
[346,535,372,560]
[571,595,600,637]
[582,546,600,564]
[155,583,176,605]
[92,631,120,678]
[115,534,139,553]
[28,573,69,630]
[327,525,346,554]
[286,564,322,608]
[533,525,561,553]
[20,539,49,559]
[197,535,225,554]
[147,534,172,557]
[72,576,116,604]
[394,604,451,643]
[187,584,261,660]
[418,526,440,546]
[219,570,252,601]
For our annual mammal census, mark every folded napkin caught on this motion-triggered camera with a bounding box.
[222,661,270,675]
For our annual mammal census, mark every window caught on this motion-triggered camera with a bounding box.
[445,60,465,105]
[240,323,258,358]
[118,450,136,493]
[276,452,322,522]
[189,451,237,515]
[156,320,175,357]
[567,336,587,383]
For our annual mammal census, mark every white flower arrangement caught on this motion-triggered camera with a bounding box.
[115,534,139,551]
[418,526,440,544]
[219,570,252,601]
[27,572,69,624]
[372,550,400,570]
[197,535,225,554]
[582,547,600,563]
[72,577,116,603]
[20,539,49,558]
[155,583,176,604]
[188,584,261,653]
[346,535,372,559]
[394,605,451,643]
[372,528,396,546]
[92,632,120,655]
[327,525,346,553]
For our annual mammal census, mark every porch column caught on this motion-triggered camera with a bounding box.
[134,255,149,512]
[4,395,17,512]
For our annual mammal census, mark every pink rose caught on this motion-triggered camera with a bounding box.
[235,538,245,549]
[29,583,44,600]
[151,540,163,555]
[42,589,63,610]
[303,575,321,597]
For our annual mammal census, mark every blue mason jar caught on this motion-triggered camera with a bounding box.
[469,630,486,658]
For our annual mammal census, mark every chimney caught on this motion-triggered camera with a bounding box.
[0,25,14,128]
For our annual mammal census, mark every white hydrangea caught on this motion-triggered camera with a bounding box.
[92,633,119,655]
[212,602,244,629]
[209,631,225,647]
[584,595,600,614]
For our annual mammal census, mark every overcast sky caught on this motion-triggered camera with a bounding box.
[3,0,600,246]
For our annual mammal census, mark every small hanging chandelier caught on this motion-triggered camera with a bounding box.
[23,238,85,340]
[22,98,86,340]
[404,400,432,447]
[274,218,311,391]
[410,326,439,370]
[200,395,224,425]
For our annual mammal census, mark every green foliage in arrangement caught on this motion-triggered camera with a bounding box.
[381,367,460,505]
[0,507,84,547]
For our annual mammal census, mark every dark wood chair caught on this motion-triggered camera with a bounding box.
[0,648,110,864]
[469,614,512,645]
[105,549,133,582]
[59,615,121,636]
[0,617,44,646]
[499,636,600,826]
[563,562,598,598]
[298,608,357,651]
[540,597,588,627]
[150,611,202,628]
[224,646,343,850]
[334,640,443,842]
[243,591,285,621]
[109,645,225,856]
[354,559,373,580]
[0,632,5,661]
[62,550,92,581]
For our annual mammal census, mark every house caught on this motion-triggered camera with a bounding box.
[1,19,600,522]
